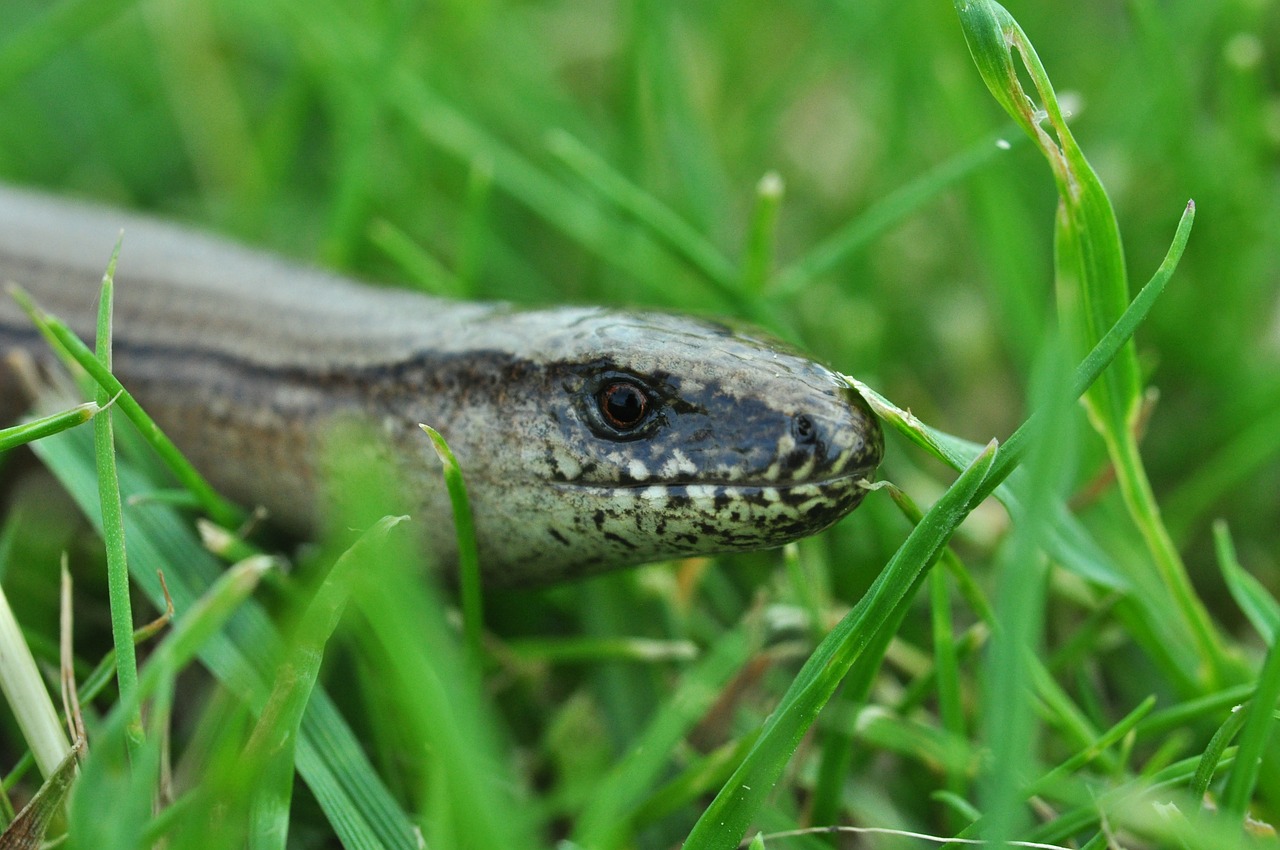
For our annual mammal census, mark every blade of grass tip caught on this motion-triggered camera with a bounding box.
[741,172,783,297]
[0,402,99,452]
[135,557,274,702]
[957,0,1227,685]
[683,441,997,850]
[0,740,81,848]
[848,200,1195,599]
[92,238,146,753]
[244,518,405,850]
[1220,622,1280,824]
[1214,520,1280,644]
[1135,684,1255,740]
[420,424,482,668]
[1190,704,1247,804]
[7,284,245,529]
[0,584,71,778]
[69,559,270,846]
[984,200,1195,498]
[1026,695,1156,799]
[849,195,1193,494]
[770,126,1023,300]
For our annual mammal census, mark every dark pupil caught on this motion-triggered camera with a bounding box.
[601,382,647,429]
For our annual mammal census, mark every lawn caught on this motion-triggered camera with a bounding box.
[1,1,1278,848]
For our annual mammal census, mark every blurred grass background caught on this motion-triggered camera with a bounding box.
[1,0,1278,846]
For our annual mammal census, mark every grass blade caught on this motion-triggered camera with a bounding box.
[771,127,1022,299]
[31,426,421,850]
[421,424,483,666]
[683,441,997,849]
[0,585,70,778]
[1215,520,1280,644]
[954,0,1228,686]
[1221,635,1280,824]
[90,242,144,752]
[0,402,98,452]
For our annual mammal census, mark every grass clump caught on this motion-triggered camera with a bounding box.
[2,1,1279,848]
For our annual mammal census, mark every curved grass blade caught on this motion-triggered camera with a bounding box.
[683,441,997,849]
[954,0,1227,686]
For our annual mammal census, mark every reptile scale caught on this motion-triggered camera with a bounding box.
[0,185,883,585]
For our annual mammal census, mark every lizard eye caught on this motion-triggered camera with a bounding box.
[598,380,649,431]
[579,371,663,441]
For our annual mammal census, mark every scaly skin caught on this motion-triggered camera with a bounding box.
[0,185,882,585]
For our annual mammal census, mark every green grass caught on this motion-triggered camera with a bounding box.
[2,1,1279,848]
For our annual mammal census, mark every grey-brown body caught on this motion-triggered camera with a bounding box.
[0,185,882,585]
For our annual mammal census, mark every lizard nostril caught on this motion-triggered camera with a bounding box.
[791,413,818,445]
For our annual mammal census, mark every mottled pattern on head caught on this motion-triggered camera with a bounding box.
[365,308,883,585]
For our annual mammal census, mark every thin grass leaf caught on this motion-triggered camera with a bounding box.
[67,557,267,847]
[741,172,783,297]
[1191,705,1247,802]
[1220,634,1280,824]
[771,127,1023,299]
[0,586,70,778]
[0,402,98,452]
[954,0,1227,686]
[684,441,997,849]
[243,519,403,850]
[1136,685,1256,740]
[1028,695,1156,798]
[89,243,144,752]
[420,424,483,666]
[348,525,540,850]
[978,341,1075,843]
[1214,520,1280,644]
[931,569,967,777]
[847,199,1196,592]
[856,381,1123,590]
[31,427,421,850]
